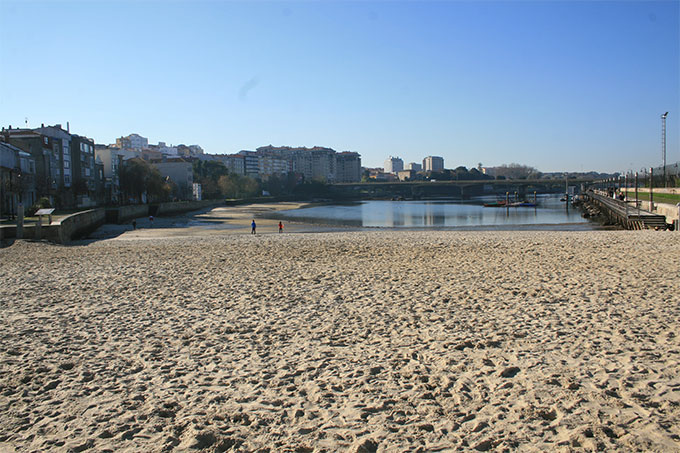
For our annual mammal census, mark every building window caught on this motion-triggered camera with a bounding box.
[44,137,49,145]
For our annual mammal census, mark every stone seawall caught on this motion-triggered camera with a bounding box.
[3,202,225,245]
[105,200,223,224]
[153,200,223,216]
[106,205,149,224]
[43,209,106,243]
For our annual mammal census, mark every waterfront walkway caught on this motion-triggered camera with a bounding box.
[587,190,669,230]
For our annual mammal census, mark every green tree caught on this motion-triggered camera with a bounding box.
[193,160,230,198]
[217,173,261,199]
[293,180,330,197]
[242,177,260,197]
[218,174,240,198]
[120,158,170,203]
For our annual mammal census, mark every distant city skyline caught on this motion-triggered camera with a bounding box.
[1,1,678,173]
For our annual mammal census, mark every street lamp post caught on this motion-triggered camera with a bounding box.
[635,171,639,214]
[662,112,668,187]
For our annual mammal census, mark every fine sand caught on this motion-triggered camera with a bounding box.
[1,213,679,452]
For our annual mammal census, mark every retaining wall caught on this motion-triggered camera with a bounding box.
[41,209,106,243]
[2,201,224,244]
[632,201,679,223]
[154,200,223,216]
[106,205,149,224]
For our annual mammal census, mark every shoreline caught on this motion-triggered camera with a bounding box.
[83,200,607,242]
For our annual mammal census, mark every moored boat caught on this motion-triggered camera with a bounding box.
[483,201,507,207]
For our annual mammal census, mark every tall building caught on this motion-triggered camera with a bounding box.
[310,148,336,182]
[406,162,422,171]
[116,133,148,151]
[423,156,444,172]
[258,153,290,179]
[336,152,362,182]
[384,156,404,174]
[95,145,142,203]
[202,154,245,176]
[0,141,36,216]
[255,145,346,182]
[237,150,260,178]
[70,134,98,206]
[3,124,100,208]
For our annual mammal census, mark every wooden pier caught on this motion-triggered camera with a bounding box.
[585,190,669,230]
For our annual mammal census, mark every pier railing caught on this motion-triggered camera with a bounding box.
[586,190,668,230]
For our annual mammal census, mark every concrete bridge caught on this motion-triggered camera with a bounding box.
[330,178,593,199]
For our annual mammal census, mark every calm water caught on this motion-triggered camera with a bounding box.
[275,195,595,230]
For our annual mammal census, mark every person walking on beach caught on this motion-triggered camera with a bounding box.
[149,215,154,227]
[251,219,256,234]
[278,221,283,233]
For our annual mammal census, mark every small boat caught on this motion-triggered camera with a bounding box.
[488,201,537,208]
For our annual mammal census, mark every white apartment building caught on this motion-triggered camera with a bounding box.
[423,156,444,172]
[116,133,148,151]
[156,142,178,156]
[406,162,422,171]
[384,156,404,174]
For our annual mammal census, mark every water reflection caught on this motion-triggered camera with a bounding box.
[276,195,592,230]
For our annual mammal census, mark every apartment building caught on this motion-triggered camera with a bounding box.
[255,145,354,182]
[423,156,444,172]
[2,124,101,208]
[95,145,140,204]
[0,141,36,217]
[336,152,362,182]
[116,133,148,151]
[152,159,193,199]
[237,151,260,178]
[310,148,336,182]
[384,156,404,174]
[199,153,246,175]
[258,153,290,179]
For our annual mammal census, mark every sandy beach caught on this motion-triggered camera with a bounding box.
[85,203,353,243]
[1,210,679,452]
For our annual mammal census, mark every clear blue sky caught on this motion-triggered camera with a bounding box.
[1,0,678,173]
